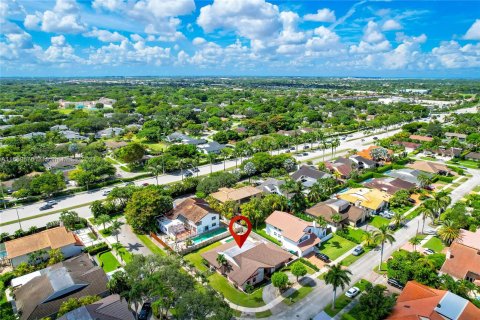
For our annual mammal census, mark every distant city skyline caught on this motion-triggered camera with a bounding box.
[1,0,479,77]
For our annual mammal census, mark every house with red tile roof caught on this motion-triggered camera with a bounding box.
[409,134,433,142]
[388,281,480,320]
[265,211,327,257]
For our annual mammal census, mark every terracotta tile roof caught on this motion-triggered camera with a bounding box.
[357,145,393,161]
[364,177,416,195]
[440,230,480,280]
[210,186,263,203]
[169,198,215,224]
[337,188,391,211]
[407,161,451,174]
[5,227,82,259]
[409,134,433,142]
[388,281,480,320]
[265,211,313,242]
[201,239,292,286]
[393,141,421,149]
[306,199,366,224]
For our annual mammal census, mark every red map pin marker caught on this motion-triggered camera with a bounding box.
[229,216,252,248]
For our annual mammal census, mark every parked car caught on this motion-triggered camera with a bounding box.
[373,136,378,140]
[39,203,53,211]
[102,190,111,196]
[424,185,435,191]
[387,278,404,289]
[184,170,193,177]
[423,248,435,255]
[124,181,134,186]
[142,182,149,187]
[138,302,151,320]
[407,198,416,204]
[352,246,364,256]
[46,200,57,206]
[302,152,309,156]
[290,147,296,151]
[191,167,200,172]
[345,287,360,298]
[304,145,310,149]
[341,137,346,140]
[316,252,330,262]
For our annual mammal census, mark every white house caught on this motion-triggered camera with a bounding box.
[265,211,327,257]
[4,227,84,268]
[157,198,220,239]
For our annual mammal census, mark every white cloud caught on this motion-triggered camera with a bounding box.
[192,37,207,45]
[464,19,480,40]
[350,40,391,54]
[41,35,83,64]
[304,8,336,23]
[363,21,385,43]
[432,41,480,68]
[306,26,341,52]
[84,28,126,42]
[382,19,402,31]
[24,0,86,33]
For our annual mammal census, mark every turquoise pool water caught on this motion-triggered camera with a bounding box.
[338,188,350,194]
[191,227,227,244]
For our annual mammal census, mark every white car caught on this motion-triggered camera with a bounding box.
[423,248,435,255]
[345,287,360,298]
[102,190,111,196]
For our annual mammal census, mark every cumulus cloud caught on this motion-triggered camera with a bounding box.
[464,19,480,40]
[362,21,386,43]
[192,37,207,45]
[382,19,402,31]
[304,8,336,23]
[432,41,480,68]
[84,28,126,42]
[24,0,86,33]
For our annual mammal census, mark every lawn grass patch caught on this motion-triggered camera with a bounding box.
[447,159,479,169]
[473,185,480,193]
[98,251,121,273]
[283,282,314,306]
[324,280,371,317]
[318,234,356,261]
[117,247,133,263]
[341,246,372,267]
[253,223,282,246]
[406,207,423,220]
[137,234,167,256]
[87,232,98,240]
[370,216,390,229]
[423,236,445,252]
[208,273,265,307]
[373,262,388,274]
[256,310,272,318]
[391,205,412,215]
[184,241,223,271]
[337,227,367,243]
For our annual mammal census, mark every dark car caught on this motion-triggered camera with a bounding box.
[373,136,378,140]
[302,152,309,156]
[138,302,151,320]
[387,278,404,289]
[316,252,330,262]
[39,203,53,211]
[142,182,149,187]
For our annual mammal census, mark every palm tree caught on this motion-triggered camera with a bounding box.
[316,216,328,229]
[324,264,352,309]
[417,174,433,188]
[221,148,231,171]
[96,214,111,231]
[308,182,323,203]
[373,225,396,270]
[438,219,461,245]
[362,231,376,248]
[331,213,343,227]
[280,178,297,202]
[147,160,163,185]
[216,254,228,274]
[419,201,436,233]
[110,220,124,243]
[409,235,422,252]
[391,211,406,229]
[431,191,451,217]
[207,153,216,174]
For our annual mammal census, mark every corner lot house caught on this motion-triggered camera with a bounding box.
[201,238,292,291]
[4,227,84,267]
[337,188,390,214]
[211,186,263,204]
[158,198,220,240]
[441,229,480,285]
[13,254,108,320]
[291,165,331,188]
[407,160,452,175]
[306,199,367,230]
[265,210,327,256]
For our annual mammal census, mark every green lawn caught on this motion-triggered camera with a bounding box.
[184,241,223,272]
[253,223,282,246]
[341,227,367,243]
[87,232,98,240]
[406,207,423,220]
[100,228,112,237]
[341,246,372,267]
[209,273,265,307]
[0,284,14,319]
[447,159,479,169]
[318,234,356,261]
[421,156,437,161]
[256,310,272,318]
[98,251,121,272]
[283,282,314,306]
[391,205,413,215]
[373,262,388,274]
[117,247,133,263]
[370,216,390,228]
[324,280,371,317]
[423,236,446,253]
[137,234,167,256]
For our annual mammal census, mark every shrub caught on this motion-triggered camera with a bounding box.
[85,242,110,255]
[437,176,454,183]
[298,258,320,272]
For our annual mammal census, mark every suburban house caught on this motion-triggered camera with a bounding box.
[57,294,135,320]
[201,238,292,291]
[291,165,332,188]
[364,177,416,195]
[445,132,467,141]
[409,134,433,142]
[265,210,327,257]
[305,199,367,230]
[429,147,462,158]
[387,281,480,320]
[465,152,480,161]
[58,130,88,141]
[51,124,68,131]
[387,169,432,187]
[166,132,206,145]
[393,141,421,152]
[325,157,354,179]
[198,141,225,154]
[407,160,452,175]
[95,127,124,138]
[22,132,46,139]
[257,178,287,196]
[337,188,391,214]
[349,155,377,169]
[43,157,81,172]
[211,186,263,204]
[13,254,108,320]
[357,146,393,162]
[440,229,480,285]
[157,198,220,240]
[104,140,128,151]
[4,227,84,267]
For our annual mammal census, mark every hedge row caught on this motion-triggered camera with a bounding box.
[436,175,454,183]
[298,258,320,272]
[84,242,110,255]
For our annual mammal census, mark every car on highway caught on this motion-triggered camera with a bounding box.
[191,167,200,172]
[184,170,193,177]
[345,287,360,298]
[124,181,134,186]
[373,136,378,140]
[46,200,57,206]
[102,190,111,196]
[316,252,330,262]
[142,182,149,187]
[302,152,309,156]
[423,248,435,255]
[387,278,404,289]
[138,302,151,320]
[352,246,364,256]
[39,203,53,211]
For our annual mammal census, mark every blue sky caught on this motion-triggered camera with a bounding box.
[1,0,479,77]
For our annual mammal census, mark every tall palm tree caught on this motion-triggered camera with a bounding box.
[110,220,124,243]
[216,254,228,274]
[438,219,461,245]
[419,201,436,233]
[324,264,352,309]
[431,191,451,217]
[417,174,433,188]
[362,231,376,248]
[207,153,216,174]
[308,182,323,203]
[409,235,422,252]
[280,178,297,202]
[373,225,396,270]
[96,214,111,231]
[392,211,406,229]
[147,160,163,185]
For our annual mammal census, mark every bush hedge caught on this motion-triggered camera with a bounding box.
[85,242,110,255]
[298,258,320,272]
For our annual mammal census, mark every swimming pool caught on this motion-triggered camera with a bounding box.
[338,188,350,194]
[191,227,227,244]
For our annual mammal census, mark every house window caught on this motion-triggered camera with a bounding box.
[198,221,202,225]
[273,232,277,236]
[212,216,216,220]
[212,223,216,227]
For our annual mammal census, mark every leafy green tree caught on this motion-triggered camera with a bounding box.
[96,214,111,230]
[78,157,115,180]
[29,172,65,196]
[291,261,307,282]
[57,296,101,316]
[196,171,238,195]
[59,210,83,230]
[354,283,396,320]
[90,200,107,218]
[390,190,411,208]
[47,248,64,265]
[115,143,145,164]
[125,188,173,233]
[324,264,352,309]
[69,169,96,189]
[438,219,461,245]
[271,271,289,292]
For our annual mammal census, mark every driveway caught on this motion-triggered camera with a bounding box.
[116,221,152,256]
